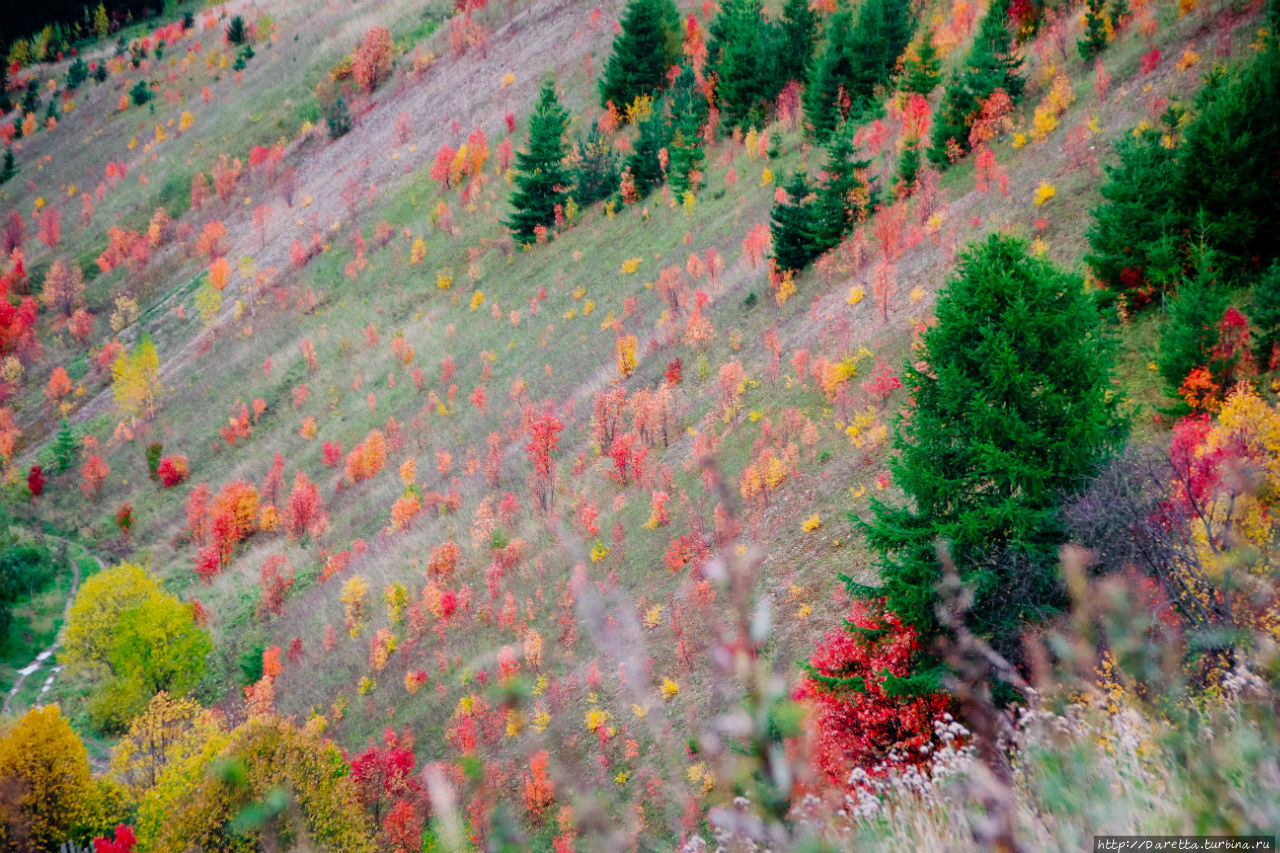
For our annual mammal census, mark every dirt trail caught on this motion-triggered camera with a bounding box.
[3,539,100,716]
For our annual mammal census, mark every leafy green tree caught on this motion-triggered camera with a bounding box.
[0,543,58,652]
[570,120,620,206]
[928,0,1024,167]
[505,81,571,245]
[858,235,1127,693]
[598,0,681,112]
[770,171,818,273]
[62,562,211,733]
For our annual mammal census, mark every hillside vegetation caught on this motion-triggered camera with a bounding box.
[0,0,1278,848]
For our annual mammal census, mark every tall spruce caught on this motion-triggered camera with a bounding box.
[667,64,708,196]
[809,126,875,256]
[598,0,682,113]
[624,97,672,198]
[505,81,571,245]
[707,0,776,129]
[775,0,818,88]
[902,29,942,95]
[928,0,1024,167]
[857,234,1127,694]
[805,0,913,141]
[1077,0,1109,59]
[770,171,819,273]
[570,121,620,207]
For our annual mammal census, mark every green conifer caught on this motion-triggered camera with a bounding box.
[859,234,1127,693]
[598,0,681,113]
[505,81,571,245]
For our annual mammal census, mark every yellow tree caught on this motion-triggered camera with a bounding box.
[0,705,94,850]
[111,334,161,424]
[147,714,375,853]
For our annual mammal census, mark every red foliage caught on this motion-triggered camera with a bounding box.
[525,409,564,511]
[351,728,424,827]
[284,471,328,538]
[36,205,61,250]
[1141,48,1161,74]
[793,599,951,786]
[93,825,137,853]
[322,440,345,468]
[157,455,189,487]
[26,464,43,498]
[258,554,294,616]
[664,357,683,384]
[80,453,109,498]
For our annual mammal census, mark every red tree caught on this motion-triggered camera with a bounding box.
[525,409,564,513]
[793,599,952,786]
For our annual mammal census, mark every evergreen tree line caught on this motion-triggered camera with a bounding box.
[1086,42,1280,315]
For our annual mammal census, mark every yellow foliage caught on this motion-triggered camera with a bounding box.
[0,705,93,850]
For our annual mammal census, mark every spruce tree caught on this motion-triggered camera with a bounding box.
[809,126,874,255]
[0,63,10,114]
[1157,246,1231,406]
[805,0,913,141]
[598,0,681,113]
[858,234,1127,693]
[803,3,857,143]
[667,64,708,195]
[570,121,620,207]
[1085,126,1183,308]
[1077,0,1109,60]
[928,0,1024,167]
[770,171,819,273]
[506,81,571,245]
[0,149,15,186]
[902,30,942,95]
[1175,43,1280,273]
[52,420,77,474]
[624,98,672,199]
[1250,261,1280,370]
[776,0,818,84]
[707,0,776,129]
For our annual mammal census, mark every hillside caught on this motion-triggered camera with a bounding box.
[0,0,1278,849]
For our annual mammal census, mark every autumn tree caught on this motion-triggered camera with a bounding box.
[0,704,94,851]
[62,562,211,732]
[147,715,374,853]
[505,82,571,245]
[860,235,1127,694]
[598,0,681,113]
[111,335,161,425]
[41,259,85,317]
[353,26,395,93]
[526,408,564,513]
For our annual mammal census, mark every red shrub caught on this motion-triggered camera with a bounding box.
[793,599,951,787]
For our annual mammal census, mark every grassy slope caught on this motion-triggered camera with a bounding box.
[0,0,1265,840]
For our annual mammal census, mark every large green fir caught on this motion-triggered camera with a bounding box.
[505,82,571,245]
[858,235,1127,693]
[598,0,681,112]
